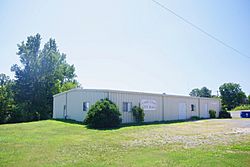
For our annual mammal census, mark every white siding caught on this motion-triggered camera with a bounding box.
[178,103,187,119]
[66,90,108,122]
[53,89,221,123]
[199,98,220,118]
[109,92,163,123]
[163,96,199,120]
[53,93,66,119]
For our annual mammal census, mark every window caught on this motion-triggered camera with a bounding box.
[123,102,132,112]
[191,104,195,111]
[83,102,90,111]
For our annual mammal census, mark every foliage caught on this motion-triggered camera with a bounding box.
[190,116,200,120]
[189,88,200,97]
[60,81,78,92]
[248,95,250,104]
[209,109,216,118]
[10,34,78,122]
[221,105,228,112]
[84,99,121,128]
[0,74,16,124]
[189,87,212,97]
[232,105,250,111]
[219,111,232,118]
[219,83,246,110]
[132,106,145,123]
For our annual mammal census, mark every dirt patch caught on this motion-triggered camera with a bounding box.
[122,119,250,148]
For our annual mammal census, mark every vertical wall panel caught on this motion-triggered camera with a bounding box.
[64,90,108,122]
[53,89,221,123]
[109,92,163,123]
[53,93,66,119]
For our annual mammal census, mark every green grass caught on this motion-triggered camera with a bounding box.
[0,120,249,167]
[232,104,250,111]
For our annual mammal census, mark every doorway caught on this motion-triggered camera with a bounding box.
[178,103,187,119]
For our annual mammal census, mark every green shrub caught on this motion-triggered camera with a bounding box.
[209,109,216,118]
[221,105,228,112]
[0,110,8,124]
[232,105,250,111]
[190,116,200,120]
[219,111,232,118]
[84,99,121,128]
[132,106,145,123]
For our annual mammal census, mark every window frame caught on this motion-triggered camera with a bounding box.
[191,104,195,111]
[123,102,132,112]
[83,101,90,111]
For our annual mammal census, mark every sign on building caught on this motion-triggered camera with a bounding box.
[141,99,157,111]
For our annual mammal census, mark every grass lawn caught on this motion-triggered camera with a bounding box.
[231,105,250,111]
[0,119,249,167]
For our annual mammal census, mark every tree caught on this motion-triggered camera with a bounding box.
[248,95,250,104]
[11,34,78,121]
[0,74,15,123]
[200,87,212,97]
[219,83,246,110]
[189,87,211,97]
[84,99,121,128]
[189,88,200,97]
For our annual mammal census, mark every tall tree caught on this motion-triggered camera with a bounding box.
[189,88,200,97]
[200,87,212,97]
[0,74,15,123]
[219,83,246,110]
[11,34,78,121]
[189,87,212,97]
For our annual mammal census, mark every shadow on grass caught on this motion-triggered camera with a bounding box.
[52,119,85,126]
[53,118,208,130]
[52,119,121,130]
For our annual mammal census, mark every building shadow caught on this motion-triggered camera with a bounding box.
[52,118,207,131]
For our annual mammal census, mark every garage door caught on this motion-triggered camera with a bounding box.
[179,103,187,120]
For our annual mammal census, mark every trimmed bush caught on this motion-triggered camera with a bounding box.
[232,105,250,111]
[132,106,145,123]
[190,116,200,120]
[219,111,232,118]
[209,109,216,118]
[84,99,121,128]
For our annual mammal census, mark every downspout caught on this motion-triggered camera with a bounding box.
[65,92,68,119]
[198,98,200,117]
[219,99,221,117]
[162,94,165,121]
[107,91,110,100]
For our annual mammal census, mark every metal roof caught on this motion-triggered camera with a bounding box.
[53,88,219,101]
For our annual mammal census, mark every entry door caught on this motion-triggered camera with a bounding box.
[204,104,209,118]
[178,103,187,119]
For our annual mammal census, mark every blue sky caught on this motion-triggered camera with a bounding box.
[0,0,249,96]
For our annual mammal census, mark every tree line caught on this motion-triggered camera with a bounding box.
[1,34,249,124]
[0,34,78,124]
[189,84,250,111]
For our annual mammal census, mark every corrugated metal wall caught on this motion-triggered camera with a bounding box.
[67,90,108,122]
[199,98,220,118]
[109,92,163,123]
[53,89,221,123]
[163,96,199,121]
[53,93,66,119]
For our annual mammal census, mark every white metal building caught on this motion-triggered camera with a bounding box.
[53,88,221,123]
